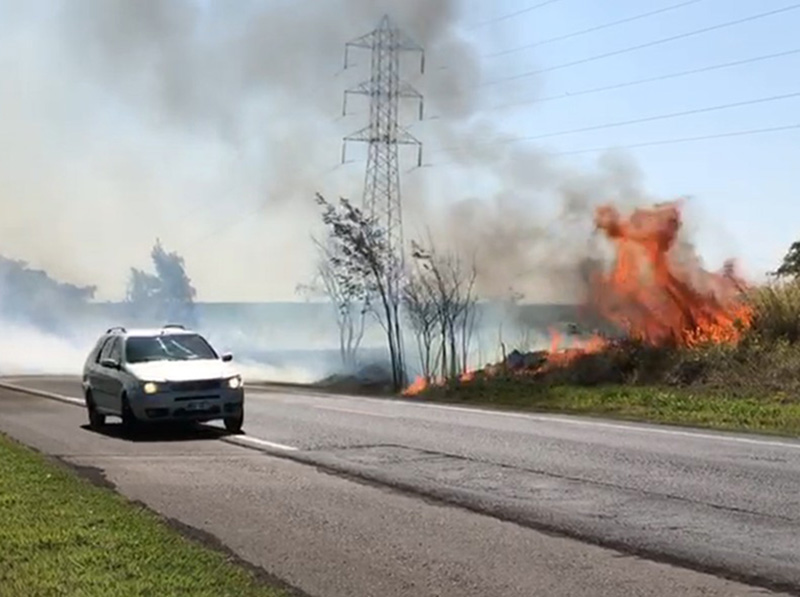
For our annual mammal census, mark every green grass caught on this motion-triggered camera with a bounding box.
[420,377,800,437]
[0,433,287,597]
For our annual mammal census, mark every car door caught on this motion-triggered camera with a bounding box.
[94,336,124,412]
[104,337,125,414]
[83,335,107,398]
[89,336,115,412]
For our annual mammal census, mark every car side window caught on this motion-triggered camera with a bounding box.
[98,337,119,363]
[96,337,113,363]
[107,338,122,363]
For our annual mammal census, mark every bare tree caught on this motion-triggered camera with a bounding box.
[409,237,479,381]
[314,193,405,390]
[297,239,367,371]
[402,265,438,381]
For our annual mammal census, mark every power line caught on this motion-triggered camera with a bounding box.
[420,123,800,167]
[479,3,800,88]
[483,47,800,112]
[484,0,704,59]
[468,0,562,30]
[553,123,800,156]
[433,90,800,153]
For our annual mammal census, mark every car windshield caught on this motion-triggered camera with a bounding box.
[125,334,218,363]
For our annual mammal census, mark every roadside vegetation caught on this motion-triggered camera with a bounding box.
[0,433,286,597]
[308,197,800,436]
[416,250,800,435]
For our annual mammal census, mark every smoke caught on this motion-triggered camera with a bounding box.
[0,0,666,376]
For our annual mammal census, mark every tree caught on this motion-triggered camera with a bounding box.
[126,240,197,326]
[409,238,478,381]
[0,255,96,333]
[297,239,368,371]
[314,193,405,390]
[402,265,438,382]
[772,240,800,279]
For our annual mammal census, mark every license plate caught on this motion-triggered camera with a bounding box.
[186,401,208,411]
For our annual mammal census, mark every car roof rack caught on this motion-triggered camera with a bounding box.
[162,323,186,330]
[106,326,126,334]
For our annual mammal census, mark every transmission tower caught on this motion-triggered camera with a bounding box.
[341,14,425,262]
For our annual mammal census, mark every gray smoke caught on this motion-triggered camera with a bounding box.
[0,0,662,313]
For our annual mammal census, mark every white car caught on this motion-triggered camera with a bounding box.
[81,324,244,434]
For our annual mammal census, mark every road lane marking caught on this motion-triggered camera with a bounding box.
[248,387,800,451]
[0,380,300,452]
[7,378,800,452]
[390,400,800,450]
[226,435,298,452]
[311,404,396,418]
[0,381,85,407]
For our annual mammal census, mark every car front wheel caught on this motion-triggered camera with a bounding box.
[224,412,244,434]
[120,394,139,435]
[86,392,105,429]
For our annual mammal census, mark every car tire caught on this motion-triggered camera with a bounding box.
[120,394,139,435]
[86,392,105,429]
[223,412,244,434]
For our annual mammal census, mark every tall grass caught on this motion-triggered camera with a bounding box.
[524,278,800,397]
[748,278,800,343]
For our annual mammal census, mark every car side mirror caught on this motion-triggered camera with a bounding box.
[221,352,233,362]
[100,358,119,369]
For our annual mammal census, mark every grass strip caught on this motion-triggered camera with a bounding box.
[420,379,800,436]
[0,433,287,597]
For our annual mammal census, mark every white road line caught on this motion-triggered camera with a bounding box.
[6,379,800,452]
[248,387,800,451]
[0,381,84,407]
[226,435,298,452]
[390,400,800,450]
[312,404,396,419]
[0,380,300,452]
[245,392,396,418]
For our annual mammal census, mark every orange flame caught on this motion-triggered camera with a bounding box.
[589,201,751,348]
[402,376,429,397]
[400,200,753,394]
[401,369,476,397]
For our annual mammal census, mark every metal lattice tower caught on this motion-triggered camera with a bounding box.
[341,15,424,262]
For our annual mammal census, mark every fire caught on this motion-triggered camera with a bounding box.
[399,199,753,395]
[402,376,429,396]
[589,201,752,347]
[401,369,475,397]
[542,328,608,371]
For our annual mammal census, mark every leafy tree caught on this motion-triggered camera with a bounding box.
[314,193,405,390]
[126,240,197,326]
[773,240,800,279]
[0,255,96,332]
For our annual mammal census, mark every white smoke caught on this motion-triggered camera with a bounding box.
[0,0,666,379]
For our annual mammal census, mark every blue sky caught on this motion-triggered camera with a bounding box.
[450,0,800,279]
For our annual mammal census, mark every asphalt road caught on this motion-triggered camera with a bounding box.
[0,376,796,597]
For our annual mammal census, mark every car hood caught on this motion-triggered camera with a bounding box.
[125,360,239,383]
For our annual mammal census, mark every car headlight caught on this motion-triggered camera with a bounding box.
[143,382,159,395]
[227,376,242,389]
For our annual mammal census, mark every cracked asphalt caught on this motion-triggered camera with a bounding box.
[0,375,796,597]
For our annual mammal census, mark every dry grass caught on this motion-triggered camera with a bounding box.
[748,278,800,343]
[414,279,800,434]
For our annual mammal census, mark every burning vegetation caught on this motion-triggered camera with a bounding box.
[403,199,756,396]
